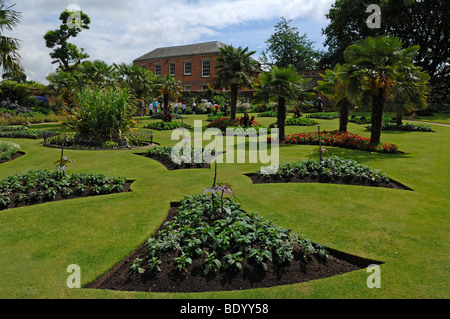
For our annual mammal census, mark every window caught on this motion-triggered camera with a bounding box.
[202,60,210,77]
[183,84,191,91]
[201,84,210,91]
[169,63,175,76]
[155,64,161,76]
[184,62,191,75]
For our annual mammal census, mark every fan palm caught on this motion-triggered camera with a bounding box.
[344,35,427,145]
[152,73,183,122]
[315,63,354,132]
[253,66,311,140]
[386,67,430,124]
[212,45,258,119]
[0,1,23,74]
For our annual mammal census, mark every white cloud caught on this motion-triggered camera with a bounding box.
[5,0,334,83]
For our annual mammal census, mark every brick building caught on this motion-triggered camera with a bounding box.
[133,41,229,91]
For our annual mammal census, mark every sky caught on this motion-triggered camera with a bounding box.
[5,0,335,84]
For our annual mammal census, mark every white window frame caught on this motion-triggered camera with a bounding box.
[202,60,210,78]
[184,62,192,76]
[169,63,175,76]
[154,63,161,76]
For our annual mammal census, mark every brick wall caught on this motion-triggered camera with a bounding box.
[136,54,220,91]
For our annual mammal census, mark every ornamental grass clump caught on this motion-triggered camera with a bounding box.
[0,140,20,160]
[67,86,136,143]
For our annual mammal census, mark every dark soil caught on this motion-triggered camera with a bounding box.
[0,180,134,211]
[245,173,413,191]
[135,153,210,171]
[87,204,383,293]
[0,151,25,164]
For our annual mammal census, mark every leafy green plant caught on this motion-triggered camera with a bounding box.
[285,117,318,126]
[203,251,221,275]
[223,252,243,271]
[249,248,272,271]
[147,257,162,273]
[130,258,145,274]
[173,252,192,273]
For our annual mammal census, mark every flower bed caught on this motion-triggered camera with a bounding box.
[348,116,395,125]
[285,117,318,126]
[249,156,411,190]
[306,112,339,119]
[89,193,381,293]
[0,140,21,161]
[42,130,153,149]
[366,122,433,132]
[0,125,58,139]
[257,111,277,117]
[142,146,213,170]
[0,170,132,210]
[207,116,270,135]
[282,130,399,153]
[144,121,191,131]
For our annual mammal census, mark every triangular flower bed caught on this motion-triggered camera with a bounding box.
[0,170,133,211]
[0,151,25,164]
[87,195,382,293]
[135,146,215,171]
[246,156,413,191]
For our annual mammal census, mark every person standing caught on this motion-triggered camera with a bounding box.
[153,99,159,115]
[206,101,211,114]
[317,97,324,112]
[192,101,197,114]
[181,101,187,114]
[174,101,179,115]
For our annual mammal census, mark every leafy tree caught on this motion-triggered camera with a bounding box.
[253,66,311,140]
[115,63,155,100]
[78,60,115,87]
[315,64,354,132]
[153,73,183,122]
[212,45,258,120]
[0,1,23,75]
[321,0,449,103]
[261,17,323,71]
[344,36,429,146]
[386,67,430,125]
[44,9,90,71]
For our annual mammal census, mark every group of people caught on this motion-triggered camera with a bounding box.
[148,99,231,116]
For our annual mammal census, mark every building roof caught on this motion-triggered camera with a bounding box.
[134,41,229,62]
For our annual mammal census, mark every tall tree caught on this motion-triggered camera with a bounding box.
[253,66,311,140]
[321,0,449,103]
[0,1,23,75]
[315,64,354,132]
[44,9,90,72]
[212,45,258,120]
[153,73,183,122]
[261,17,323,71]
[344,36,429,146]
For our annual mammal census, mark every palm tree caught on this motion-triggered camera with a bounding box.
[386,67,430,125]
[115,63,156,116]
[0,1,23,75]
[315,63,354,132]
[253,66,310,140]
[78,60,115,87]
[212,45,258,120]
[152,73,183,122]
[343,35,426,146]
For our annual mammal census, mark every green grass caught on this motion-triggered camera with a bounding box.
[0,113,448,299]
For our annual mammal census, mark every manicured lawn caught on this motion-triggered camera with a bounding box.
[0,113,448,299]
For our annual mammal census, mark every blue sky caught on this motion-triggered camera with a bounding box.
[6,0,335,83]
